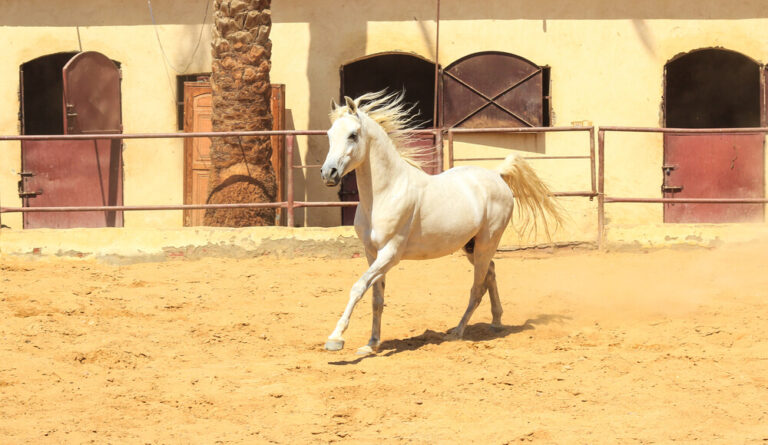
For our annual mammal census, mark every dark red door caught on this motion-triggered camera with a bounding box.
[663,134,765,223]
[663,49,765,223]
[21,51,123,228]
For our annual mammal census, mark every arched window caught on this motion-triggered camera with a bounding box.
[665,48,761,128]
[20,52,79,135]
[442,51,550,128]
[340,52,436,127]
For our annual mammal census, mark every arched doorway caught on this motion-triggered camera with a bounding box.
[338,52,438,225]
[663,48,765,223]
[19,51,124,228]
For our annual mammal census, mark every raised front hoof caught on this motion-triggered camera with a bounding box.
[356,345,376,356]
[324,339,345,351]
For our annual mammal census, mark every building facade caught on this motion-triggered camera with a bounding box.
[1,0,767,245]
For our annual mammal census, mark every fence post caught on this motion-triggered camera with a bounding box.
[597,129,605,250]
[286,134,295,227]
[435,129,444,173]
[589,127,596,197]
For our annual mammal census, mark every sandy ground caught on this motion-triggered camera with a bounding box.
[1,243,767,444]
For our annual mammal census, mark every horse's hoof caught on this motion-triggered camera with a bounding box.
[356,345,375,356]
[491,323,504,332]
[325,339,345,351]
[445,330,463,341]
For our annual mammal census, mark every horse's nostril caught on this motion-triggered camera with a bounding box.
[330,168,338,177]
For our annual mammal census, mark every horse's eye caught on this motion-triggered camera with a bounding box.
[348,133,358,142]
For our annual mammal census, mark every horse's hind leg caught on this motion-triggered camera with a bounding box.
[450,241,495,339]
[464,244,503,329]
[485,261,504,329]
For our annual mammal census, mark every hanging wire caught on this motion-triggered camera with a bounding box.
[147,0,211,108]
[76,26,83,52]
[147,0,211,74]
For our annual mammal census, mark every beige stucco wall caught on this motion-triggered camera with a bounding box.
[1,0,767,246]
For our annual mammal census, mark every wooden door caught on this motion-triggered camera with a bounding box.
[21,51,124,229]
[183,82,212,226]
[183,82,285,226]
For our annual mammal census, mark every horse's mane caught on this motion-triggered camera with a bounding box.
[330,90,433,170]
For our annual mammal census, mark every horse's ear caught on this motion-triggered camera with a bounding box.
[344,96,357,114]
[330,98,339,111]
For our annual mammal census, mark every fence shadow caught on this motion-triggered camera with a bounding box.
[328,313,570,366]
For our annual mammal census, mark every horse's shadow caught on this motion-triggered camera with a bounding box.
[328,313,570,366]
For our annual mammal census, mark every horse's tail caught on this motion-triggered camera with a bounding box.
[496,154,565,240]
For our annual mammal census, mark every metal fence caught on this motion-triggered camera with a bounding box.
[0,127,595,227]
[5,125,765,250]
[0,129,441,227]
[597,126,768,248]
[446,126,597,199]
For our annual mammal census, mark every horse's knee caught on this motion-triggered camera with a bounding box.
[351,282,367,299]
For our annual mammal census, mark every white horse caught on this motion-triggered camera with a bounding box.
[320,91,563,354]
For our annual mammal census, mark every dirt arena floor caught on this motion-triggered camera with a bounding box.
[1,243,767,444]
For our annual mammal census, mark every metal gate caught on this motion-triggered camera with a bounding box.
[20,51,124,228]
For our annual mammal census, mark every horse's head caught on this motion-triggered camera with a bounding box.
[321,96,366,187]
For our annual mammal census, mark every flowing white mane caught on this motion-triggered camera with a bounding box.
[329,90,432,170]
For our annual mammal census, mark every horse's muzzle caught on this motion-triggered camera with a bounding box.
[321,166,341,187]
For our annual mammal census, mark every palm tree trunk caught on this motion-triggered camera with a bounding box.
[205,0,275,226]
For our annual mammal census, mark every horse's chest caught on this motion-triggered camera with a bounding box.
[361,216,403,250]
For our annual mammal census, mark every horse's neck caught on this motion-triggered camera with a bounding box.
[355,118,412,212]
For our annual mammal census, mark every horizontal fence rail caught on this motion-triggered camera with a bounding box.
[0,129,328,141]
[597,126,768,249]
[446,126,598,203]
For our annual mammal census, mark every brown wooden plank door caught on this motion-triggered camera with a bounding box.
[183,82,285,226]
[21,51,123,229]
[183,82,213,226]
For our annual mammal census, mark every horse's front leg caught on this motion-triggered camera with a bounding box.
[362,277,385,355]
[325,243,401,351]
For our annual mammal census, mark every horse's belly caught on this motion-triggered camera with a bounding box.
[401,223,477,260]
[401,237,468,260]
